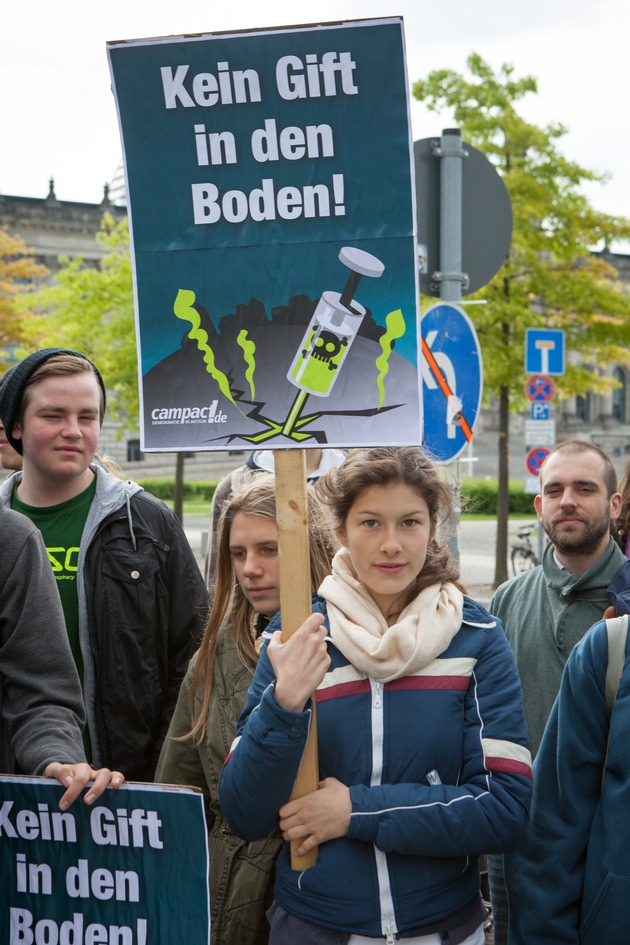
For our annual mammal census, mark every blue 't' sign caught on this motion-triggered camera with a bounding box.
[525,329,565,375]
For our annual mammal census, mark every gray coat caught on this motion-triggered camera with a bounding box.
[0,506,85,775]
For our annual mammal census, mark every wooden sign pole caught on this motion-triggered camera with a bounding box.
[274,448,320,870]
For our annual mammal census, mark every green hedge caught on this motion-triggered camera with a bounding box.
[137,478,219,502]
[460,479,536,516]
[137,476,536,516]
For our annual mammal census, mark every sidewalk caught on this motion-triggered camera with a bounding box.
[459,518,541,606]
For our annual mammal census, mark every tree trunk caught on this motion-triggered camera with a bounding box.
[173,453,185,523]
[494,383,510,587]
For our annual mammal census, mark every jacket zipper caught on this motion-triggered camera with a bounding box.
[82,498,151,764]
[369,679,398,941]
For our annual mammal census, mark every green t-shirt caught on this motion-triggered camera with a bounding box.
[12,478,97,759]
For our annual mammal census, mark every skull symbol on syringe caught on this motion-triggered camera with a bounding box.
[288,246,385,396]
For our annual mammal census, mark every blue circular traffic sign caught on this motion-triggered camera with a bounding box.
[525,374,556,403]
[421,302,483,464]
[526,447,549,476]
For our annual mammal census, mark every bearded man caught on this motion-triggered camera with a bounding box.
[487,439,625,945]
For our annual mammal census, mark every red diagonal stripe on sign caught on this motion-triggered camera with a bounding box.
[421,335,473,441]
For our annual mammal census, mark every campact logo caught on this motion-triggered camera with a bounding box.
[151,400,227,425]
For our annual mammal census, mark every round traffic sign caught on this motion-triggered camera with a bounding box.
[525,374,556,403]
[421,302,483,464]
[526,447,549,476]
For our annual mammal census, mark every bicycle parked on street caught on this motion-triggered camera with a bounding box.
[510,525,540,576]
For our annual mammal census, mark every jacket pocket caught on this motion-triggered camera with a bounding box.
[580,871,630,943]
[100,547,163,630]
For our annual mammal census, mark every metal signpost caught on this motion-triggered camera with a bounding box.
[414,133,513,299]
[415,128,513,563]
[415,129,513,466]
[523,329,565,494]
[524,374,556,403]
[415,127,513,466]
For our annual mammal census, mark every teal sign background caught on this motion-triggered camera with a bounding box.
[1,778,209,944]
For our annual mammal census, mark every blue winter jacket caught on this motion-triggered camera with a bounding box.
[220,596,532,940]
[506,619,630,945]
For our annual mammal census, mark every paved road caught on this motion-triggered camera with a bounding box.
[431,517,541,605]
[458,518,542,603]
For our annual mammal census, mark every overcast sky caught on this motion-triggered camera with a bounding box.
[2,0,628,246]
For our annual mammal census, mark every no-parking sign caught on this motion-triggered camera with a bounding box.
[525,375,556,403]
[526,446,549,476]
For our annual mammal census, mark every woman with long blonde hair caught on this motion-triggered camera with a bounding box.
[156,473,337,945]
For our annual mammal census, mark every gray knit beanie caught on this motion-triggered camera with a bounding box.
[0,363,17,397]
[0,348,107,454]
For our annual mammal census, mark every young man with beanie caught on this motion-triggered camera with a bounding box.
[0,349,208,781]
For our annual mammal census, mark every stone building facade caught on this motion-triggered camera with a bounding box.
[0,181,244,480]
[0,179,127,271]
[557,251,630,478]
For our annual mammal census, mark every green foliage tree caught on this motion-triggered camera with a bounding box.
[18,214,138,428]
[0,229,49,368]
[414,54,630,585]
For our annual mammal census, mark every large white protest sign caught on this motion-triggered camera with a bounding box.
[107,18,421,451]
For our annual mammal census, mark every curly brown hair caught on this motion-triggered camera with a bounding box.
[316,446,465,607]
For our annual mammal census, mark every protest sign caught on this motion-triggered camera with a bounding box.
[107,18,421,451]
[0,777,209,944]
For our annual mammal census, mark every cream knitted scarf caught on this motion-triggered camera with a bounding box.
[318,547,464,683]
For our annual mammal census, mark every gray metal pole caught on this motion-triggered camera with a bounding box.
[435,127,466,303]
[434,128,467,564]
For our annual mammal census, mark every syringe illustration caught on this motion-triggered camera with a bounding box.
[280,246,385,438]
[174,246,388,445]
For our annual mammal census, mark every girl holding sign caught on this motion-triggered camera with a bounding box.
[220,447,532,945]
[156,474,338,945]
